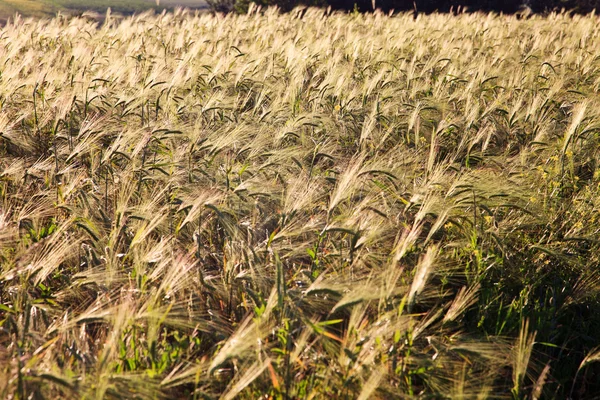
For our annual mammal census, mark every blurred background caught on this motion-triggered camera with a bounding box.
[0,0,597,20]
[0,1,207,22]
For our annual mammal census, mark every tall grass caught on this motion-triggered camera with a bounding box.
[1,6,600,398]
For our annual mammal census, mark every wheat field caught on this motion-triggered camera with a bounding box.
[1,7,600,399]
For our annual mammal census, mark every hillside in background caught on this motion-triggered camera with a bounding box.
[0,0,207,21]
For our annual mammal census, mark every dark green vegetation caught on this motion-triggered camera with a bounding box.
[212,0,600,16]
[2,7,600,399]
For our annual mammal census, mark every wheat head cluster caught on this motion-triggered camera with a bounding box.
[1,6,600,399]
